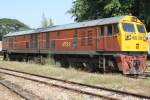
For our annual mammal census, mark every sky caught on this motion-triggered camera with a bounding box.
[0,0,74,28]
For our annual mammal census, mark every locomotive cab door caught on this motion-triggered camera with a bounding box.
[97,26,106,51]
[97,24,120,51]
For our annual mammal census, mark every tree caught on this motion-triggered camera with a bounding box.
[69,0,150,31]
[41,13,54,28]
[0,18,30,40]
[49,18,54,27]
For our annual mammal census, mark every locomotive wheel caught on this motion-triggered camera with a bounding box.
[18,57,23,62]
[5,54,10,61]
[70,62,84,70]
[28,57,34,64]
[85,62,100,72]
[85,62,95,72]
[23,58,28,62]
[106,58,119,72]
[41,58,46,65]
[60,60,69,68]
[39,56,46,65]
[76,62,84,70]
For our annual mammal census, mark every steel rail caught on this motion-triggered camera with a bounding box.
[0,67,150,99]
[0,80,41,100]
[0,69,117,100]
[0,81,28,100]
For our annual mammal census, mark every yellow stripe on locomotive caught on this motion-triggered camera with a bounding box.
[118,16,148,52]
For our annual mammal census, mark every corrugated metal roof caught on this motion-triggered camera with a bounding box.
[4,16,124,37]
[4,29,36,37]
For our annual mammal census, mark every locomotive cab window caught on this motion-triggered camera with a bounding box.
[122,23,135,32]
[136,24,146,33]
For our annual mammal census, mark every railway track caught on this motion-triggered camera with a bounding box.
[0,79,41,100]
[0,67,149,100]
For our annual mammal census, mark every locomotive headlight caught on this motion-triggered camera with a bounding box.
[132,17,138,22]
[143,36,148,41]
[125,35,132,40]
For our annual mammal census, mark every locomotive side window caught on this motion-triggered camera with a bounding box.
[14,37,16,49]
[123,23,135,32]
[81,31,86,46]
[30,35,33,48]
[46,32,49,48]
[87,30,93,46]
[3,38,7,48]
[30,34,38,49]
[35,34,38,48]
[9,37,13,49]
[108,25,112,35]
[51,40,55,49]
[99,26,104,36]
[26,43,29,48]
[113,24,119,34]
[57,32,60,36]
[73,32,78,48]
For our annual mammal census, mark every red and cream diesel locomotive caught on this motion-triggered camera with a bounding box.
[2,16,148,74]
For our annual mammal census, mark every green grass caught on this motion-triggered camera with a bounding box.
[0,61,150,96]
[147,66,150,71]
[146,61,150,71]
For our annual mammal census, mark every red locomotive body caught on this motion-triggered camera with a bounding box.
[51,27,97,52]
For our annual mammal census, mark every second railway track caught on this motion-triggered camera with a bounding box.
[0,79,42,100]
[0,67,149,100]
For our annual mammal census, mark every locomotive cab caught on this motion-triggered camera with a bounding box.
[119,16,148,51]
[116,16,148,74]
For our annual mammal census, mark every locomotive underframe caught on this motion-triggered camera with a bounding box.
[3,50,147,74]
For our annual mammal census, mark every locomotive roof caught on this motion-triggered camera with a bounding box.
[4,16,124,37]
